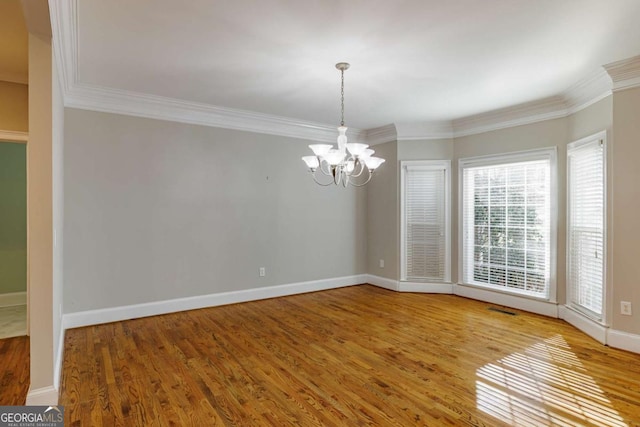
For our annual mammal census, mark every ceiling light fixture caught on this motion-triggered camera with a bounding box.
[302,62,385,186]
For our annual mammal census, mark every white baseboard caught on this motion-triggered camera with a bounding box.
[365,274,399,291]
[63,274,367,330]
[398,281,453,293]
[26,386,58,405]
[454,283,559,318]
[558,305,607,344]
[607,329,640,354]
[54,327,65,390]
[0,291,27,307]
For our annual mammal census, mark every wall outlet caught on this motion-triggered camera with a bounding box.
[259,267,266,277]
[379,259,385,268]
[621,301,632,316]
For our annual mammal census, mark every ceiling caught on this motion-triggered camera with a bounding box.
[0,0,28,84]
[74,0,640,130]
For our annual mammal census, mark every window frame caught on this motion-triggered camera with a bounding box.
[566,130,607,323]
[400,160,451,283]
[458,147,558,301]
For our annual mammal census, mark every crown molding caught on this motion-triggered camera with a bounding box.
[604,55,640,92]
[0,71,28,85]
[66,83,366,143]
[452,96,568,138]
[563,68,612,114]
[395,121,453,141]
[364,124,397,145]
[49,0,77,94]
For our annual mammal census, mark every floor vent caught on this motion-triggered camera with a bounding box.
[488,307,517,316]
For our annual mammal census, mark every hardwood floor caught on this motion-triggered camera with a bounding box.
[0,335,29,405]
[60,285,640,426]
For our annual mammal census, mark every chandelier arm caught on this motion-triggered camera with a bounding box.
[348,159,367,178]
[318,161,333,176]
[348,170,374,187]
[311,171,336,186]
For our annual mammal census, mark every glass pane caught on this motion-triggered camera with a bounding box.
[507,249,525,267]
[475,206,488,225]
[474,226,489,246]
[490,227,506,248]
[490,186,506,205]
[508,186,525,204]
[507,229,525,249]
[490,206,505,226]
[507,206,525,226]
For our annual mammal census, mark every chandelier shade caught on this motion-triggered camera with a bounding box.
[302,62,385,187]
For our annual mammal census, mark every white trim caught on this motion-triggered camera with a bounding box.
[400,160,451,283]
[366,275,454,294]
[563,69,612,114]
[0,291,27,307]
[567,130,607,151]
[364,124,397,145]
[607,329,640,354]
[395,122,454,141]
[398,281,453,293]
[63,275,366,329]
[558,305,607,344]
[604,55,640,92]
[26,386,58,405]
[54,327,65,390]
[453,97,567,138]
[454,283,558,318]
[65,83,367,144]
[365,274,399,291]
[0,130,28,142]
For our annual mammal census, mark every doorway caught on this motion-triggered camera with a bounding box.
[0,141,27,339]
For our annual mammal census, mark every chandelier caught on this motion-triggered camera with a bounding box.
[302,62,385,186]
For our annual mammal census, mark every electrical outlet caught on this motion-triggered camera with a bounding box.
[621,301,632,316]
[379,259,385,268]
[259,267,266,277]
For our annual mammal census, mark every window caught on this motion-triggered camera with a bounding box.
[460,149,556,299]
[567,132,605,320]
[401,161,450,282]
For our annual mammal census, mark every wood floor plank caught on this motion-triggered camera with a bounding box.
[0,335,29,405]
[60,285,640,426]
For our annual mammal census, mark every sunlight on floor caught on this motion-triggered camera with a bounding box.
[476,334,627,427]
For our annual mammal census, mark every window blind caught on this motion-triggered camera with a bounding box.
[462,159,551,297]
[402,164,447,281]
[567,138,604,317]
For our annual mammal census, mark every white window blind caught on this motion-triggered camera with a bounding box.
[461,153,553,298]
[567,135,605,318]
[401,162,449,282]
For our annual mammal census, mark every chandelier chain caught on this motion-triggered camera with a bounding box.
[340,69,345,127]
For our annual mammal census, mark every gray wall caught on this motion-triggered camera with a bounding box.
[63,109,366,312]
[0,142,27,294]
[366,141,398,279]
[611,87,640,335]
